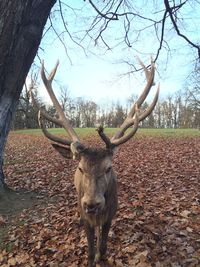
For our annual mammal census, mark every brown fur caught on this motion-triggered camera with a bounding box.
[53,145,118,267]
[75,149,117,226]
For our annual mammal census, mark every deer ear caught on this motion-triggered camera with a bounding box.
[52,143,73,159]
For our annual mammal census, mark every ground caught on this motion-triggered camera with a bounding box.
[0,129,200,267]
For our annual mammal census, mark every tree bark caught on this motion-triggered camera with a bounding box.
[0,0,56,189]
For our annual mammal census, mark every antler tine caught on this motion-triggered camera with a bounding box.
[138,83,160,122]
[41,61,80,143]
[136,56,154,82]
[112,85,160,139]
[111,105,139,146]
[96,126,112,149]
[128,58,155,119]
[38,111,71,146]
[136,59,155,107]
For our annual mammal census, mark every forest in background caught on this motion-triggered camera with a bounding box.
[12,81,200,130]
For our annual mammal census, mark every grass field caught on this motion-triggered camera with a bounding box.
[10,127,200,137]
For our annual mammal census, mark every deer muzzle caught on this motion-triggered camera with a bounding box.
[82,195,105,215]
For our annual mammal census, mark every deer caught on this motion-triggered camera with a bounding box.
[30,58,159,267]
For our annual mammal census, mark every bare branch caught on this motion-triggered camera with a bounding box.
[87,0,120,20]
[154,9,168,63]
[164,0,200,59]
[49,16,73,65]
[58,0,87,56]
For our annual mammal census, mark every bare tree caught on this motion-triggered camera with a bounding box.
[82,100,98,127]
[12,86,39,130]
[12,74,42,130]
[73,97,86,128]
[112,103,126,127]
[183,62,200,128]
[187,64,200,108]
[59,86,71,113]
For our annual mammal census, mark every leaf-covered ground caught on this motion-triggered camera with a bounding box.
[1,132,200,267]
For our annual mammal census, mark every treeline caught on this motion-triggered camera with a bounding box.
[12,87,200,130]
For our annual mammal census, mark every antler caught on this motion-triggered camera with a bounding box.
[97,58,159,148]
[30,61,82,151]
[40,61,80,143]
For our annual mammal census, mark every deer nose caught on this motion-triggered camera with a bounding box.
[83,202,101,214]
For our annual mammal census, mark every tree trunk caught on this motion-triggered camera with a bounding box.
[0,0,56,190]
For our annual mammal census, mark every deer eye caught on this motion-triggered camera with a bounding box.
[105,166,112,174]
[78,166,84,173]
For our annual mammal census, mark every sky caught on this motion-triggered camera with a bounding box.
[30,0,200,106]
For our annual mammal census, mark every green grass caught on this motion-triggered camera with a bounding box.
[137,128,200,137]
[10,128,94,136]
[10,127,200,137]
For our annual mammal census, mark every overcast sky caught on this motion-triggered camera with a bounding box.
[31,0,199,106]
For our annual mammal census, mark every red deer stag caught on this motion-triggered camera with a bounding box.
[30,59,159,267]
